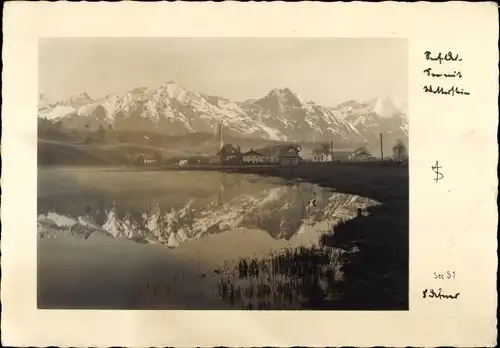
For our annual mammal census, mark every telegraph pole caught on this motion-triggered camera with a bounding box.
[380,133,384,160]
[330,140,334,162]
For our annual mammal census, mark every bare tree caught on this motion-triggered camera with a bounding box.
[392,139,407,162]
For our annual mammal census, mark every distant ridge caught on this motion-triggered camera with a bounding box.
[38,81,408,147]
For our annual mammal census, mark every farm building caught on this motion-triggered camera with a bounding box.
[242,149,266,164]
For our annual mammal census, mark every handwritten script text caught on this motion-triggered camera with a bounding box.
[423,68,462,79]
[422,288,460,300]
[423,85,470,96]
[424,51,462,64]
[423,51,470,96]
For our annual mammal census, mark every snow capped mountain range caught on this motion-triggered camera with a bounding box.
[38,82,407,144]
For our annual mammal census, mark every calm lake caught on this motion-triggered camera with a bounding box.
[37,167,379,309]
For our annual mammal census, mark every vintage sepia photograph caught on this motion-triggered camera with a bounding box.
[37,37,409,310]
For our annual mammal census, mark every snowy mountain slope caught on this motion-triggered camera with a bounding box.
[241,88,365,143]
[38,103,76,121]
[332,97,408,151]
[38,82,407,144]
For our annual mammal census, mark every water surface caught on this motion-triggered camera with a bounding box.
[37,167,378,309]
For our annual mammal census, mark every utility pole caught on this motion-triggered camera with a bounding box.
[330,140,334,162]
[380,133,384,160]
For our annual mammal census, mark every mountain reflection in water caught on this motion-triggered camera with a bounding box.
[38,169,378,248]
[38,168,380,309]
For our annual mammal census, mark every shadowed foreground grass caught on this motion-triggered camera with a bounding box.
[216,246,346,309]
[216,162,409,310]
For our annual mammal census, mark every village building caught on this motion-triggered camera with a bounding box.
[254,147,277,164]
[213,121,244,165]
[216,144,242,164]
[213,119,301,166]
[242,149,266,164]
[280,147,300,166]
[302,146,351,162]
[256,145,301,166]
[348,146,375,161]
[311,149,329,162]
[136,153,157,165]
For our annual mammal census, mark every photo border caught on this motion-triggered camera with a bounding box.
[2,2,498,347]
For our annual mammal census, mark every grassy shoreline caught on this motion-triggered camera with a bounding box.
[214,162,409,310]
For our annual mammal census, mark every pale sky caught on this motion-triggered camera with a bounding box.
[39,38,408,106]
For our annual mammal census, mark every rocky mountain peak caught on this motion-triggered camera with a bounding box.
[38,81,408,146]
[68,92,93,109]
[70,91,92,101]
[266,87,303,107]
[368,96,404,119]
